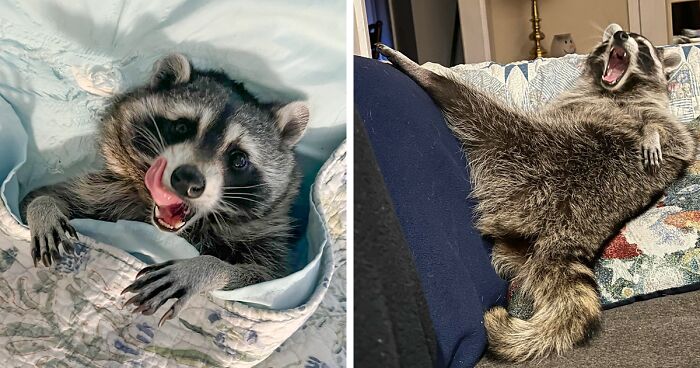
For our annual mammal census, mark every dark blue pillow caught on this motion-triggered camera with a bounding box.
[354,56,508,367]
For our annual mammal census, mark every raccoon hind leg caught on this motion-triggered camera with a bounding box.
[376,44,463,107]
[375,43,437,87]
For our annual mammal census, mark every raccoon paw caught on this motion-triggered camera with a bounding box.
[122,256,220,327]
[25,197,78,267]
[642,131,662,173]
[375,43,397,59]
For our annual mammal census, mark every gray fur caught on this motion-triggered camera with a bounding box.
[378,26,697,362]
[21,53,309,325]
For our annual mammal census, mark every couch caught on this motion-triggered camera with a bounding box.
[354,52,700,368]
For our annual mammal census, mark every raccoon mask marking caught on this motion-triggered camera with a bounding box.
[101,54,310,234]
[588,23,681,92]
[21,53,311,325]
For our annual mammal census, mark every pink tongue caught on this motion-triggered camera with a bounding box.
[603,52,625,83]
[145,157,185,227]
[145,157,182,207]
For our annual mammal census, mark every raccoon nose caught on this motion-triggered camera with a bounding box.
[171,165,206,199]
[614,31,628,41]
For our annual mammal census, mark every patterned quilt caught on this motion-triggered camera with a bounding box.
[0,143,346,368]
[428,43,700,313]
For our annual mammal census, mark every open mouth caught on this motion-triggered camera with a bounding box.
[145,157,194,232]
[602,46,629,86]
[152,203,193,231]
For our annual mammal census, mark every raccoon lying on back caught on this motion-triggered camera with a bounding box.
[378,24,697,361]
[20,54,309,326]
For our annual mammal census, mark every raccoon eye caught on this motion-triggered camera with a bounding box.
[230,151,248,169]
[174,119,190,135]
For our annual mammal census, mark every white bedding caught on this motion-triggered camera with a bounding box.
[0,140,346,367]
[0,0,346,366]
[0,0,345,305]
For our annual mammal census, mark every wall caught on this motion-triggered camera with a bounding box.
[411,0,458,65]
[487,0,630,64]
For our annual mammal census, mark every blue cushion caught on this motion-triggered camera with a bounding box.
[354,56,508,367]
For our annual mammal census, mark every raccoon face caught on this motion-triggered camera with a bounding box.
[587,23,681,92]
[101,54,309,233]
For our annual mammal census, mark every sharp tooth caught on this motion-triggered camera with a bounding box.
[155,206,161,217]
[175,221,184,228]
[157,218,174,230]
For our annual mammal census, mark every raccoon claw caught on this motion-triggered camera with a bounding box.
[641,131,662,174]
[26,198,78,267]
[375,43,394,58]
[642,146,662,173]
[122,258,204,325]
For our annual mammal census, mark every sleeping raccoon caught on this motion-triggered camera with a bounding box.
[20,53,309,326]
[377,24,697,361]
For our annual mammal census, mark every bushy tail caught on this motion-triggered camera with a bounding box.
[376,44,530,150]
[484,252,601,362]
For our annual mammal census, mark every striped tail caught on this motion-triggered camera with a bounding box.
[484,249,601,362]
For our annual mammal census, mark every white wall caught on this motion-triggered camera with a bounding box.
[487,0,630,63]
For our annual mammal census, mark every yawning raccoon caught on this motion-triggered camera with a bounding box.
[378,24,697,361]
[21,53,309,326]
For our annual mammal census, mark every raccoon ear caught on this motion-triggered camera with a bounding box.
[603,23,623,41]
[274,101,309,147]
[661,49,681,74]
[150,53,191,89]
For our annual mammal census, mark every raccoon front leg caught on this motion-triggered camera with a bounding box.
[641,124,662,173]
[23,195,78,267]
[122,255,272,326]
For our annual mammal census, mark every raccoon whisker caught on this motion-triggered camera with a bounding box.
[209,211,225,229]
[132,123,165,153]
[221,191,267,199]
[221,196,267,206]
[134,139,160,157]
[215,212,227,228]
[136,128,162,155]
[220,183,271,189]
[133,125,160,147]
[222,195,266,201]
[215,201,242,214]
[145,109,166,151]
[136,126,160,156]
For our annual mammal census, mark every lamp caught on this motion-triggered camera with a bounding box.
[529,0,547,59]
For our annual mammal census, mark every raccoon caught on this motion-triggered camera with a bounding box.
[20,53,309,326]
[377,23,697,362]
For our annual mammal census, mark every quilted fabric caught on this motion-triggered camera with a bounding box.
[259,142,346,368]
[427,44,700,312]
[0,142,345,367]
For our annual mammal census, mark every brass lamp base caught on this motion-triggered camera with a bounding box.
[529,0,547,59]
